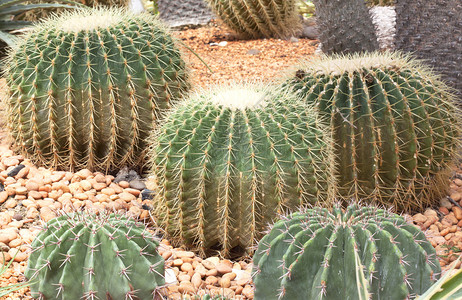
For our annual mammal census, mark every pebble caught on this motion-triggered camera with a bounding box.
[216,263,233,274]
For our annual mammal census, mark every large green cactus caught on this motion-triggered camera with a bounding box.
[25,211,165,299]
[148,84,335,256]
[285,52,459,211]
[253,204,441,300]
[205,0,301,39]
[4,7,190,172]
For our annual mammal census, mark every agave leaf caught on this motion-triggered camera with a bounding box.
[0,19,31,30]
[0,3,81,16]
[417,256,462,300]
[0,29,16,45]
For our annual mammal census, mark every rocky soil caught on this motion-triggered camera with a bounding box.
[0,21,461,300]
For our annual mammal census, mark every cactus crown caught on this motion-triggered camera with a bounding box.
[285,51,460,211]
[253,204,441,300]
[4,7,190,172]
[25,211,165,300]
[148,83,335,256]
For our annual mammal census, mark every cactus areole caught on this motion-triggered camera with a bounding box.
[285,52,459,211]
[148,84,335,256]
[4,8,189,172]
[253,204,441,300]
[25,212,165,299]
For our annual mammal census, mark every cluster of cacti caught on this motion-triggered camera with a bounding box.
[395,0,462,96]
[4,7,189,172]
[25,211,165,299]
[148,84,335,256]
[205,0,301,39]
[285,52,459,211]
[157,0,213,28]
[252,204,441,300]
[311,0,379,54]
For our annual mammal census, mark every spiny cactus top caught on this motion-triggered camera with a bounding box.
[4,7,190,172]
[148,84,335,257]
[25,211,165,300]
[285,52,459,211]
[253,204,441,300]
[205,0,301,39]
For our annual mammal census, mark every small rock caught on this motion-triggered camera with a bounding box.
[129,180,146,191]
[242,285,254,299]
[12,213,23,221]
[2,158,19,167]
[0,242,9,252]
[453,207,462,220]
[0,191,8,203]
[219,276,231,288]
[216,262,233,274]
[178,283,195,294]
[173,259,183,267]
[0,228,18,244]
[7,164,25,177]
[195,263,207,277]
[4,199,17,209]
[119,192,136,202]
[118,181,130,189]
[25,181,40,191]
[289,36,299,43]
[413,213,427,224]
[75,169,92,179]
[440,197,453,209]
[176,251,195,259]
[80,180,92,191]
[191,272,202,288]
[141,189,155,200]
[247,49,261,55]
[165,268,178,284]
[114,167,139,183]
[205,257,220,267]
[205,275,218,285]
[439,207,450,215]
[14,186,27,195]
[127,206,141,219]
[450,192,461,202]
[181,262,193,273]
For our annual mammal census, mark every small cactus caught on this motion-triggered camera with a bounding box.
[148,84,335,256]
[253,204,441,300]
[285,52,459,211]
[205,0,301,39]
[25,211,165,300]
[4,7,190,172]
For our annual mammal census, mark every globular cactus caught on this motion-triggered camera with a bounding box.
[285,52,459,211]
[253,204,441,300]
[312,0,379,54]
[25,211,165,300]
[205,0,301,39]
[157,0,213,28]
[148,84,335,256]
[4,7,190,172]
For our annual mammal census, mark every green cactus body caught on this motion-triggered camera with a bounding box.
[148,85,335,256]
[5,8,189,172]
[253,204,441,300]
[205,0,301,39]
[25,212,165,299]
[285,52,459,211]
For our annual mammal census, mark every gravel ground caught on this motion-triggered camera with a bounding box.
[0,21,461,300]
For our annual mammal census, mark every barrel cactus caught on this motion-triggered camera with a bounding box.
[4,7,190,172]
[205,0,301,39]
[285,52,459,211]
[148,84,335,256]
[25,211,165,299]
[253,204,441,300]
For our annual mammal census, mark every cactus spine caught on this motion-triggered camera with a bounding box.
[312,0,379,54]
[25,211,165,299]
[253,204,441,300]
[148,84,335,256]
[205,0,301,39]
[5,8,190,172]
[285,52,459,211]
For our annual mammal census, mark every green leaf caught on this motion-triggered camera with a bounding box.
[0,3,81,16]
[418,256,462,300]
[0,29,17,45]
[0,19,31,30]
